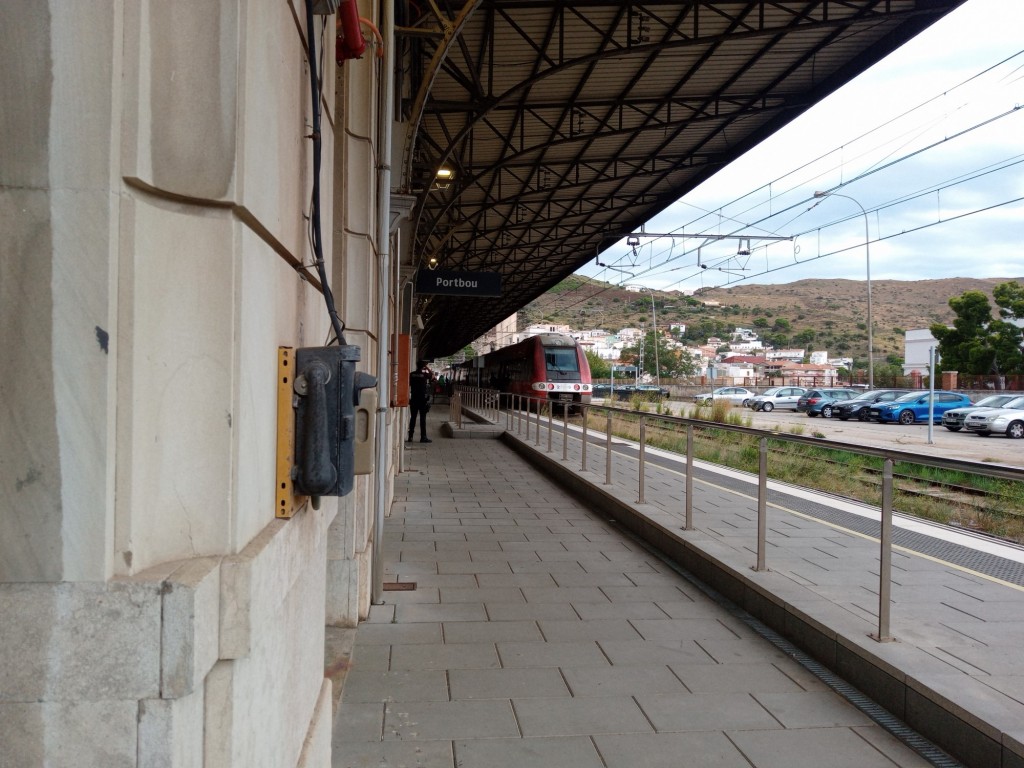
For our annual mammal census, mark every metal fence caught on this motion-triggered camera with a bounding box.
[451,387,1024,644]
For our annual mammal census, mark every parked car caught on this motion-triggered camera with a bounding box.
[832,389,913,421]
[963,406,1024,438]
[941,394,1024,431]
[747,386,807,412]
[693,386,757,406]
[797,388,860,417]
[868,391,972,424]
[617,383,669,400]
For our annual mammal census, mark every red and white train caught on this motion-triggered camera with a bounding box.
[457,333,592,410]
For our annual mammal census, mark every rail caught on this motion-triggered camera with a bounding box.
[454,388,1024,644]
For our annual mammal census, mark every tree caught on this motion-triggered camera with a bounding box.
[585,349,610,379]
[930,285,1024,376]
[620,330,696,379]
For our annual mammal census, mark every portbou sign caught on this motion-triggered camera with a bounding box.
[415,269,502,297]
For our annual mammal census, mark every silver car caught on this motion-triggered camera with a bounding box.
[747,386,808,412]
[942,394,1024,431]
[963,407,1024,438]
[693,386,757,406]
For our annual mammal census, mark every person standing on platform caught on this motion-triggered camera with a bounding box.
[408,360,433,443]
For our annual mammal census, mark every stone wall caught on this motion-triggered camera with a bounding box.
[0,0,386,764]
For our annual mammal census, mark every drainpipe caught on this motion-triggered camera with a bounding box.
[371,0,395,605]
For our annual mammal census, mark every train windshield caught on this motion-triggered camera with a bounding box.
[544,346,580,380]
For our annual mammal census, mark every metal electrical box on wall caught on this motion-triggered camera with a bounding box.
[285,345,377,506]
[393,334,410,407]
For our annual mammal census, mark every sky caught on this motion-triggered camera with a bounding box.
[578,0,1024,294]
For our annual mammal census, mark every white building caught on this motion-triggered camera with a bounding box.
[904,329,939,375]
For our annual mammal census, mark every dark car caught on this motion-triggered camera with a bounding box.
[615,383,669,401]
[832,389,913,421]
[868,390,972,424]
[797,388,860,417]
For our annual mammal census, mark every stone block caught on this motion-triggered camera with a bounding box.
[138,689,204,768]
[160,557,222,698]
[0,581,160,701]
[0,700,136,768]
[297,680,333,768]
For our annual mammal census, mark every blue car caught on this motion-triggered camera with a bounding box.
[867,391,972,425]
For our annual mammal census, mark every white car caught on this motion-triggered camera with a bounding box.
[693,386,757,406]
[963,407,1024,439]
[747,386,808,412]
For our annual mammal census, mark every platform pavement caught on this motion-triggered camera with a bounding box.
[330,414,1024,768]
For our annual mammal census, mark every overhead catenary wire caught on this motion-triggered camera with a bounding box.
[578,49,1024,295]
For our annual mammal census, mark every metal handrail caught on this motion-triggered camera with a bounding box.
[498,395,1023,644]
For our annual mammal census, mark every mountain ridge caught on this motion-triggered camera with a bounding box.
[522,276,1024,359]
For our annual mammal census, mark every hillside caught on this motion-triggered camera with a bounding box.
[521,276,1024,361]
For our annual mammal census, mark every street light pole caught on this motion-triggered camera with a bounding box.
[635,286,661,385]
[813,191,873,388]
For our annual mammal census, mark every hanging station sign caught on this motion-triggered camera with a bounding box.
[415,269,502,297]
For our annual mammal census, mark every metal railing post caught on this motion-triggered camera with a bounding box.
[562,402,569,460]
[604,410,613,485]
[754,437,768,572]
[684,425,694,530]
[547,402,553,452]
[580,405,589,471]
[873,459,895,642]
[534,400,541,446]
[638,415,646,503]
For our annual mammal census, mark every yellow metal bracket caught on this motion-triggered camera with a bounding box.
[276,347,308,518]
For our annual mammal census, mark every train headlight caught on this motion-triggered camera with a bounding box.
[547,383,555,390]
[573,384,580,391]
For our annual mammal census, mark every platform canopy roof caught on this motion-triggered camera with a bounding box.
[396,0,966,359]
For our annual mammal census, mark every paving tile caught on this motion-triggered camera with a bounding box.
[601,585,693,603]
[484,602,581,622]
[354,622,442,646]
[521,586,611,604]
[497,640,610,668]
[350,643,391,671]
[728,726,913,768]
[572,601,669,620]
[332,701,385,743]
[437,561,512,574]
[850,725,935,767]
[550,572,637,588]
[695,638,793,665]
[538,619,643,642]
[452,736,603,768]
[395,603,488,624]
[635,692,782,732]
[513,695,654,737]
[331,738,454,768]
[389,642,501,671]
[598,640,713,667]
[449,667,571,699]
[561,664,687,697]
[592,731,752,768]
[629,618,742,644]
[475,572,557,588]
[384,700,519,740]
[341,669,449,703]
[442,619,543,644]
[440,587,526,604]
[669,662,808,694]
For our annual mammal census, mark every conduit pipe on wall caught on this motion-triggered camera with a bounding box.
[371,0,395,604]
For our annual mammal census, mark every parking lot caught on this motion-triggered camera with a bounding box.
[597,397,1024,469]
